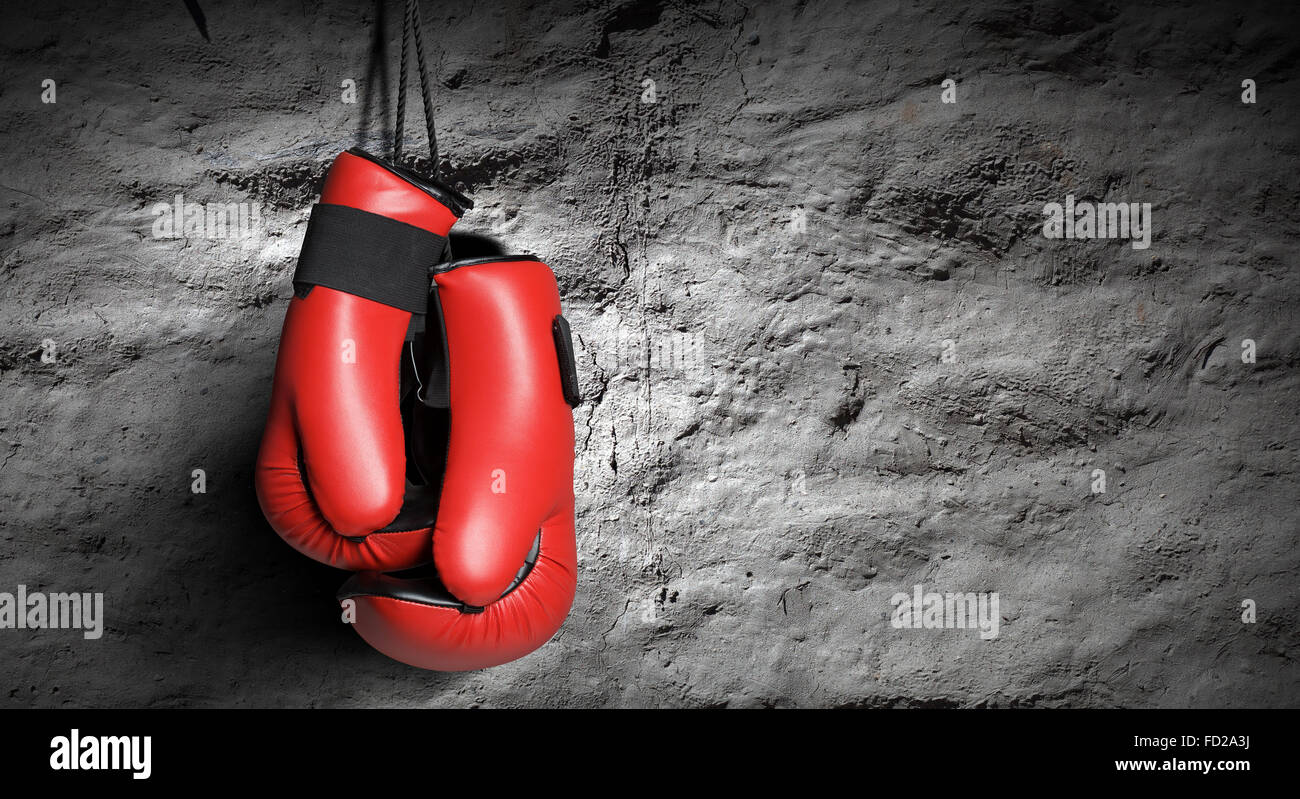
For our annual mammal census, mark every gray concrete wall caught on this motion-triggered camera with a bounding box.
[0,0,1296,707]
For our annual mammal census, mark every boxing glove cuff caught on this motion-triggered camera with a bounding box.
[294,204,445,315]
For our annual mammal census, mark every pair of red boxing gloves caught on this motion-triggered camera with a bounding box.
[254,149,580,670]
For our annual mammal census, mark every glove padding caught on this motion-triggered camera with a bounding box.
[338,255,580,670]
[255,149,471,571]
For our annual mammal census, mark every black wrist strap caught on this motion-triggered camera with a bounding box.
[293,203,442,314]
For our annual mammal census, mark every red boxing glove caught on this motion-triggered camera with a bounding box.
[255,149,471,571]
[338,255,581,671]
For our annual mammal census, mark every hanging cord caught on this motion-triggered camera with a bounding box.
[393,0,410,162]
[392,0,439,173]
[410,0,438,167]
[392,0,455,269]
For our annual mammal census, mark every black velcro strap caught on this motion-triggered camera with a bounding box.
[552,314,582,407]
[293,203,444,314]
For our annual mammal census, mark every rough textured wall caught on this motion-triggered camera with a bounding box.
[0,0,1296,707]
